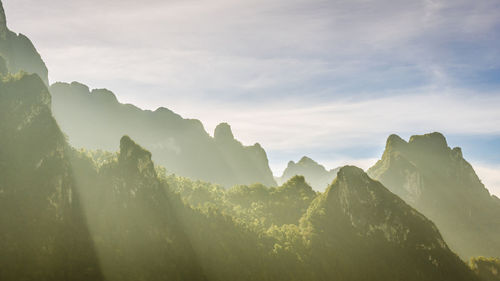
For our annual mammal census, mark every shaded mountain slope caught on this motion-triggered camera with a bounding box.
[278,156,340,191]
[0,1,48,85]
[0,73,102,280]
[49,81,276,188]
[302,166,479,281]
[368,132,500,259]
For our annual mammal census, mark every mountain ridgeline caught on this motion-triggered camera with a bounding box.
[277,156,340,191]
[368,133,500,259]
[0,2,48,85]
[49,82,276,188]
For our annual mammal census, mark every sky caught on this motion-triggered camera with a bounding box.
[3,0,500,195]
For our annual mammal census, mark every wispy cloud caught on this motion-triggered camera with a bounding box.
[3,0,500,195]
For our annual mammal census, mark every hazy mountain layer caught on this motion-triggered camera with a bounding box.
[49,82,276,188]
[368,132,500,259]
[277,156,340,191]
[0,2,49,85]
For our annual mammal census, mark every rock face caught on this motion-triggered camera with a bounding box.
[303,166,479,281]
[0,0,49,84]
[368,132,500,259]
[278,156,340,191]
[49,82,276,187]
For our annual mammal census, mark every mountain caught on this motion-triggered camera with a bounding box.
[1,3,494,279]
[368,132,500,259]
[0,1,49,85]
[0,73,102,280]
[49,82,276,188]
[0,67,486,281]
[302,166,479,281]
[277,156,340,191]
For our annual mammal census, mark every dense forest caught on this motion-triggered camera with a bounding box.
[1,1,499,280]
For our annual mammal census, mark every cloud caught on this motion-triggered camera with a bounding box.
[471,162,500,197]
[3,0,500,194]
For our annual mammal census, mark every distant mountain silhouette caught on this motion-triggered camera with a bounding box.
[368,132,500,259]
[49,82,276,187]
[277,156,340,191]
[0,2,48,85]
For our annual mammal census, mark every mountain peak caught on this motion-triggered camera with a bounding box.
[214,122,234,141]
[119,135,156,177]
[408,132,448,150]
[386,134,407,150]
[298,156,318,165]
[325,165,371,200]
[337,165,365,179]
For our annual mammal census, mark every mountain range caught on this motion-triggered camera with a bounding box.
[277,156,340,191]
[0,1,499,280]
[0,68,483,281]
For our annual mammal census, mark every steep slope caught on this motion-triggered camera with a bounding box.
[278,156,340,191]
[0,73,102,281]
[302,166,479,281]
[368,133,500,259]
[0,1,49,85]
[49,82,276,187]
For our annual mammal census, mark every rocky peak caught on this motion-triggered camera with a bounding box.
[408,132,448,151]
[323,166,448,246]
[298,156,318,165]
[385,134,407,150]
[214,122,235,141]
[119,135,156,178]
[325,166,374,204]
